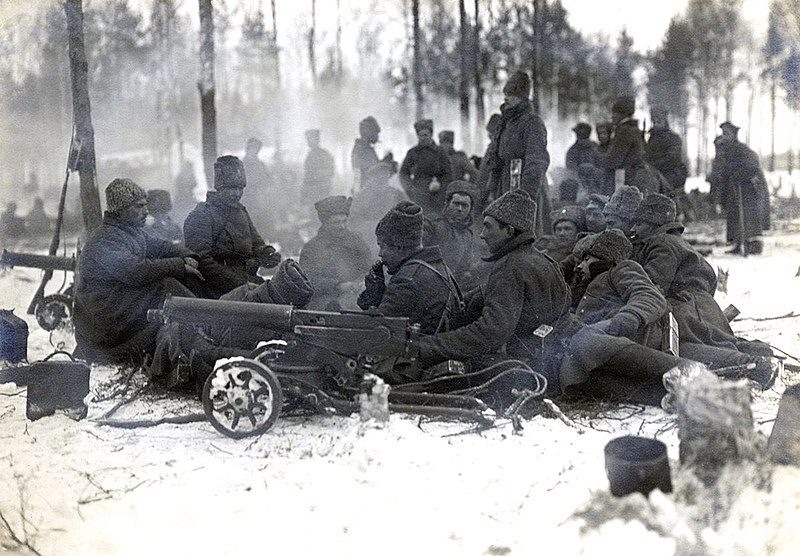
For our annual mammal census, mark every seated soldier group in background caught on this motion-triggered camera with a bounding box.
[70,71,776,405]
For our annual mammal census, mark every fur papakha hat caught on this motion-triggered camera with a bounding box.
[314,195,352,221]
[603,185,643,219]
[146,189,172,215]
[445,180,476,203]
[503,71,531,99]
[375,201,424,249]
[550,205,585,231]
[633,193,677,226]
[586,228,632,263]
[214,155,247,190]
[414,119,434,134]
[612,95,636,117]
[483,189,537,233]
[267,258,314,308]
[105,178,146,213]
[439,130,455,144]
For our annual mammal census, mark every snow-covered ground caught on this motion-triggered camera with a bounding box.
[1,221,799,556]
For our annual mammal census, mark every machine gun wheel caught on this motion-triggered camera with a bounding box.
[202,358,283,439]
[35,294,73,331]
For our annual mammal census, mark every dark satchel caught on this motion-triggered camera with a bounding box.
[26,351,90,421]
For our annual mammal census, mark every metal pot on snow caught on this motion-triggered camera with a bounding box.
[604,435,673,497]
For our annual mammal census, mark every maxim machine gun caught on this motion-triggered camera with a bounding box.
[0,249,77,331]
[151,297,543,439]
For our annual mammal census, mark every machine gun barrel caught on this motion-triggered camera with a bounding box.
[1,250,76,272]
[161,296,294,331]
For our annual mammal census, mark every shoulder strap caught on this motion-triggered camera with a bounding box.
[406,258,465,333]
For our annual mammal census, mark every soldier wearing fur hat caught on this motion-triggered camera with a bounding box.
[566,122,598,173]
[645,106,689,205]
[357,201,462,350]
[535,205,586,263]
[483,70,552,236]
[145,189,183,245]
[422,180,489,290]
[184,155,281,299]
[574,229,667,349]
[302,129,336,204]
[299,195,373,311]
[707,122,770,255]
[630,193,776,385]
[399,119,454,215]
[598,96,668,196]
[74,178,204,364]
[439,130,478,183]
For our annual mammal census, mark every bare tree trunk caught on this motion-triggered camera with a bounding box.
[271,0,281,87]
[459,0,470,150]
[309,0,317,86]
[473,0,485,139]
[64,0,101,232]
[531,0,543,115]
[770,72,776,172]
[412,0,423,120]
[336,0,343,77]
[198,0,217,188]
[746,77,755,145]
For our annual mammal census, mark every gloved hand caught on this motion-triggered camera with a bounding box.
[245,258,261,277]
[257,245,282,269]
[357,261,386,310]
[605,312,641,338]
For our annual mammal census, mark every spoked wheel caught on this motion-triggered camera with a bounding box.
[202,358,283,439]
[35,294,73,331]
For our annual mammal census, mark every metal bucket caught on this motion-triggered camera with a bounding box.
[604,435,673,497]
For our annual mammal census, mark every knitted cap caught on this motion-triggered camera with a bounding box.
[612,95,636,117]
[586,228,632,263]
[414,119,434,134]
[375,201,424,249]
[146,189,172,215]
[483,189,537,232]
[267,258,314,308]
[503,71,531,99]
[550,205,585,231]
[572,122,592,138]
[446,180,476,204]
[603,185,643,219]
[314,195,352,220]
[439,130,455,144]
[359,116,380,136]
[105,178,146,213]
[633,193,677,226]
[214,155,247,190]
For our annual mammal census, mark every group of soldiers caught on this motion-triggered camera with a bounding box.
[69,69,777,404]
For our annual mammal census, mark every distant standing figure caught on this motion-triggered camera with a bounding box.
[173,160,197,224]
[0,202,25,238]
[25,197,51,236]
[299,195,373,311]
[565,122,598,173]
[439,130,478,183]
[302,129,336,205]
[399,119,454,215]
[707,122,770,255]
[146,189,183,245]
[646,106,690,218]
[483,70,551,236]
[241,137,276,236]
[351,116,396,192]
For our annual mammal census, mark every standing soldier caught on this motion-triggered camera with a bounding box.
[439,130,478,183]
[299,195,373,311]
[302,129,336,205]
[351,116,396,193]
[645,106,690,219]
[484,70,551,236]
[707,122,770,255]
[399,119,453,215]
[566,122,598,173]
[241,137,276,236]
